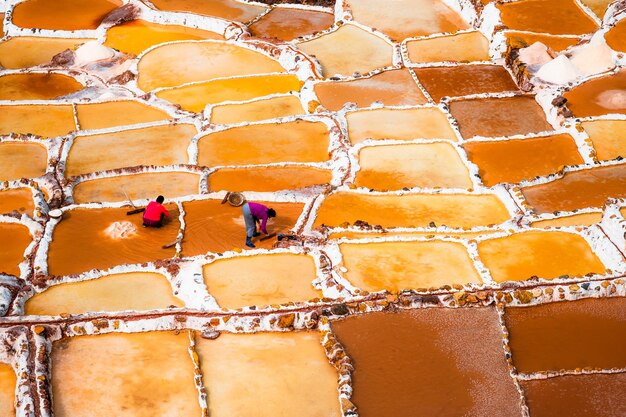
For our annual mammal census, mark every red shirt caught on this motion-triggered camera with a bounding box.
[143,201,170,221]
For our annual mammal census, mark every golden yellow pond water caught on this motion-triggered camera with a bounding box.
[498,0,599,35]
[581,120,626,161]
[605,18,626,52]
[530,212,602,228]
[0,142,47,182]
[12,0,122,30]
[0,37,93,69]
[0,223,31,277]
[0,363,15,417]
[210,95,304,124]
[149,0,267,23]
[208,166,332,192]
[0,73,82,100]
[0,104,75,138]
[406,31,490,63]
[75,101,171,131]
[0,188,34,217]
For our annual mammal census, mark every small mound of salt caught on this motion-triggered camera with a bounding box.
[104,221,138,239]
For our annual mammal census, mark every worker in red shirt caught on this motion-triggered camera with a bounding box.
[143,195,170,227]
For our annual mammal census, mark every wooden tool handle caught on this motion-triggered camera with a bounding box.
[126,208,146,215]
[259,232,277,241]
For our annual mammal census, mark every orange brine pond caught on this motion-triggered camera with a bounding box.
[581,119,626,161]
[563,70,626,117]
[449,96,552,139]
[209,95,305,125]
[297,24,394,77]
[72,172,201,204]
[338,240,481,292]
[156,74,301,113]
[12,0,122,30]
[329,229,501,240]
[505,32,580,52]
[46,206,179,277]
[51,332,200,417]
[195,332,341,417]
[521,164,626,213]
[0,188,34,216]
[355,142,473,190]
[202,253,322,309]
[0,142,47,182]
[605,18,626,52]
[25,272,184,315]
[530,212,602,228]
[521,373,626,417]
[0,104,75,138]
[0,363,16,417]
[330,308,523,417]
[314,192,511,228]
[581,0,613,18]
[0,223,31,277]
[504,297,626,373]
[497,0,598,35]
[248,7,334,41]
[65,123,196,178]
[137,41,285,91]
[405,31,490,63]
[314,69,428,111]
[0,73,83,100]
[346,107,456,144]
[208,166,332,192]
[477,231,604,283]
[414,65,518,101]
[149,0,267,23]
[197,120,330,166]
[0,37,93,69]
[181,200,304,256]
[75,101,171,131]
[463,134,583,186]
[104,20,223,56]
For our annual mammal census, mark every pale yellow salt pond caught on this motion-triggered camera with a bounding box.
[0,73,83,100]
[156,74,301,113]
[0,37,93,69]
[582,120,626,161]
[314,192,510,228]
[0,188,34,216]
[478,231,605,283]
[347,107,456,144]
[530,212,602,228]
[355,142,472,190]
[75,101,171,131]
[196,332,341,417]
[298,24,394,77]
[0,363,16,417]
[149,0,267,23]
[72,172,201,203]
[25,272,183,315]
[0,104,75,138]
[65,124,196,177]
[347,0,468,41]
[339,240,481,291]
[0,142,47,182]
[51,332,200,417]
[197,120,329,166]
[406,31,490,63]
[210,95,304,125]
[208,166,332,192]
[203,253,322,309]
[104,19,223,55]
[137,41,285,91]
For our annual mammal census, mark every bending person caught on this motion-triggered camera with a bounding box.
[242,201,276,248]
[143,195,170,227]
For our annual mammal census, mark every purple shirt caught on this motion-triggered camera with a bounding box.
[248,202,269,234]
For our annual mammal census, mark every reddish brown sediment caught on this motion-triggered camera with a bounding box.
[497,0,599,35]
[563,70,626,117]
[12,0,123,30]
[0,188,34,217]
[504,297,626,373]
[249,7,334,41]
[0,74,83,101]
[0,223,31,277]
[208,166,332,192]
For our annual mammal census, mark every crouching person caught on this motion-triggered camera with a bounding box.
[143,195,170,227]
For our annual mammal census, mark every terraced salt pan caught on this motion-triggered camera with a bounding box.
[149,0,267,23]
[605,18,626,52]
[314,192,511,228]
[0,73,83,100]
[354,142,473,190]
[505,32,580,52]
[11,0,122,30]
[209,95,304,124]
[329,229,501,240]
[297,24,394,77]
[405,31,490,64]
[195,332,341,417]
[208,166,332,192]
[248,7,334,41]
[72,172,201,204]
[46,206,179,277]
[477,230,604,283]
[564,70,626,117]
[0,223,31,277]
[497,0,599,35]
[0,188,34,216]
[504,297,626,372]
[0,104,75,138]
[338,240,481,292]
[581,119,626,161]
[137,41,286,91]
[313,69,428,111]
[202,253,322,309]
[75,101,172,130]
[197,120,330,166]
[0,142,47,181]
[346,107,456,144]
[0,363,16,417]
[0,37,93,69]
[530,212,602,228]
[51,332,200,417]
[65,123,197,177]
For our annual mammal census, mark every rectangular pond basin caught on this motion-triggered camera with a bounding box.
[0,223,31,277]
[195,331,341,417]
[0,188,34,216]
[208,166,332,193]
[497,0,599,35]
[75,101,172,131]
[339,240,481,292]
[329,229,501,240]
[12,0,122,30]
[202,253,322,309]
[563,70,626,118]
[0,142,47,182]
[331,308,523,417]
[0,104,75,138]
[0,363,16,417]
[149,0,267,23]
[504,297,626,373]
[51,331,200,417]
[530,212,602,228]
[0,73,83,100]
[209,95,304,125]
[505,32,580,52]
[0,37,92,69]
[405,31,490,64]
[582,119,626,161]
[248,7,334,42]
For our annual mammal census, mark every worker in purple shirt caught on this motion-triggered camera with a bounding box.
[242,201,276,248]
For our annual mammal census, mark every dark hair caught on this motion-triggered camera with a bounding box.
[267,208,276,218]
[156,195,165,203]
